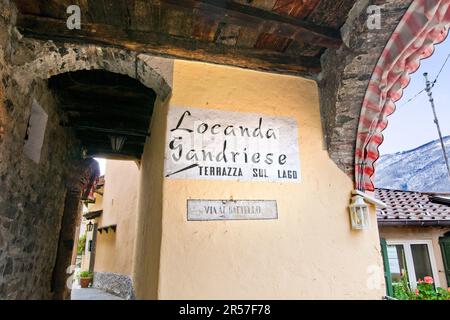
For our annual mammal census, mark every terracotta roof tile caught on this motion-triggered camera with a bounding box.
[375,189,450,226]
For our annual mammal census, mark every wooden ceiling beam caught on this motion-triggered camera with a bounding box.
[161,0,342,48]
[49,75,156,99]
[58,98,154,117]
[66,115,150,128]
[84,150,143,160]
[55,91,154,110]
[63,107,152,120]
[64,124,150,137]
[54,83,155,100]
[83,143,143,152]
[16,13,321,76]
[77,136,146,147]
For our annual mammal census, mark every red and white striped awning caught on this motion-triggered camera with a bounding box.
[355,0,450,191]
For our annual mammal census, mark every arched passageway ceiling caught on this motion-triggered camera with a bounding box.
[12,0,356,77]
[319,0,413,177]
[4,38,173,160]
[49,70,157,159]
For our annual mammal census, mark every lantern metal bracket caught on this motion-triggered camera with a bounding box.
[352,189,387,208]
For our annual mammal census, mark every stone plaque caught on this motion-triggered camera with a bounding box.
[187,200,278,221]
[164,106,300,182]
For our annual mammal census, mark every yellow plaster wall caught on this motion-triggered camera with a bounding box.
[135,60,385,299]
[132,98,167,299]
[379,226,450,288]
[94,160,140,276]
[87,192,103,213]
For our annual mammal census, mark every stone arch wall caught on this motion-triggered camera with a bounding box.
[0,0,173,299]
[9,39,173,101]
[319,0,412,178]
[0,0,14,144]
[0,83,5,141]
[320,0,449,191]
[355,0,450,191]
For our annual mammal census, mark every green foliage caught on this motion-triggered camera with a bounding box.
[393,273,414,300]
[393,274,450,300]
[436,287,450,300]
[78,271,93,278]
[77,234,86,255]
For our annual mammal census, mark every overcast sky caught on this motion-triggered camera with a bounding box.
[379,38,450,155]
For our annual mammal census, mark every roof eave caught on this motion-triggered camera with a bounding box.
[83,209,103,220]
[378,219,450,227]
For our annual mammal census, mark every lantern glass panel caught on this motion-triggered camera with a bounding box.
[349,197,370,230]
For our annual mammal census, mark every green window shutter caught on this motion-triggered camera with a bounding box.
[439,236,450,287]
[380,238,393,297]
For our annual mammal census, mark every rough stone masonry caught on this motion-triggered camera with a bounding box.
[319,0,412,176]
[0,0,81,299]
[0,0,173,299]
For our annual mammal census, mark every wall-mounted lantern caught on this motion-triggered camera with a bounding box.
[109,135,126,152]
[349,190,387,231]
[87,221,94,232]
[349,195,370,230]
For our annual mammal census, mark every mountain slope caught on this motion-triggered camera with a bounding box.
[375,136,450,192]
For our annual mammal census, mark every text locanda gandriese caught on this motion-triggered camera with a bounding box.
[166,110,296,179]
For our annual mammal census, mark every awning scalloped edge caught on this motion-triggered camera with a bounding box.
[355,0,450,191]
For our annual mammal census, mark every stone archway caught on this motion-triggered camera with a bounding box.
[0,0,173,143]
[0,1,173,298]
[319,0,412,177]
[355,0,450,191]
[10,40,173,101]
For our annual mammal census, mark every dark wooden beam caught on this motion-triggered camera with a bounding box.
[48,71,156,98]
[63,107,152,121]
[64,124,150,137]
[58,97,153,112]
[83,142,144,152]
[84,148,143,160]
[81,139,145,159]
[16,14,321,75]
[67,115,150,129]
[161,0,341,49]
[56,91,154,111]
[55,83,154,100]
[78,136,146,147]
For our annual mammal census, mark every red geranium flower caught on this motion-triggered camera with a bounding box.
[415,289,419,296]
[424,276,434,284]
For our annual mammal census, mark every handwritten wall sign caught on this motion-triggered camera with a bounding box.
[187,200,278,221]
[164,106,301,182]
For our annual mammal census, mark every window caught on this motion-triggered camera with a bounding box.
[387,245,407,283]
[386,240,440,288]
[411,244,434,281]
